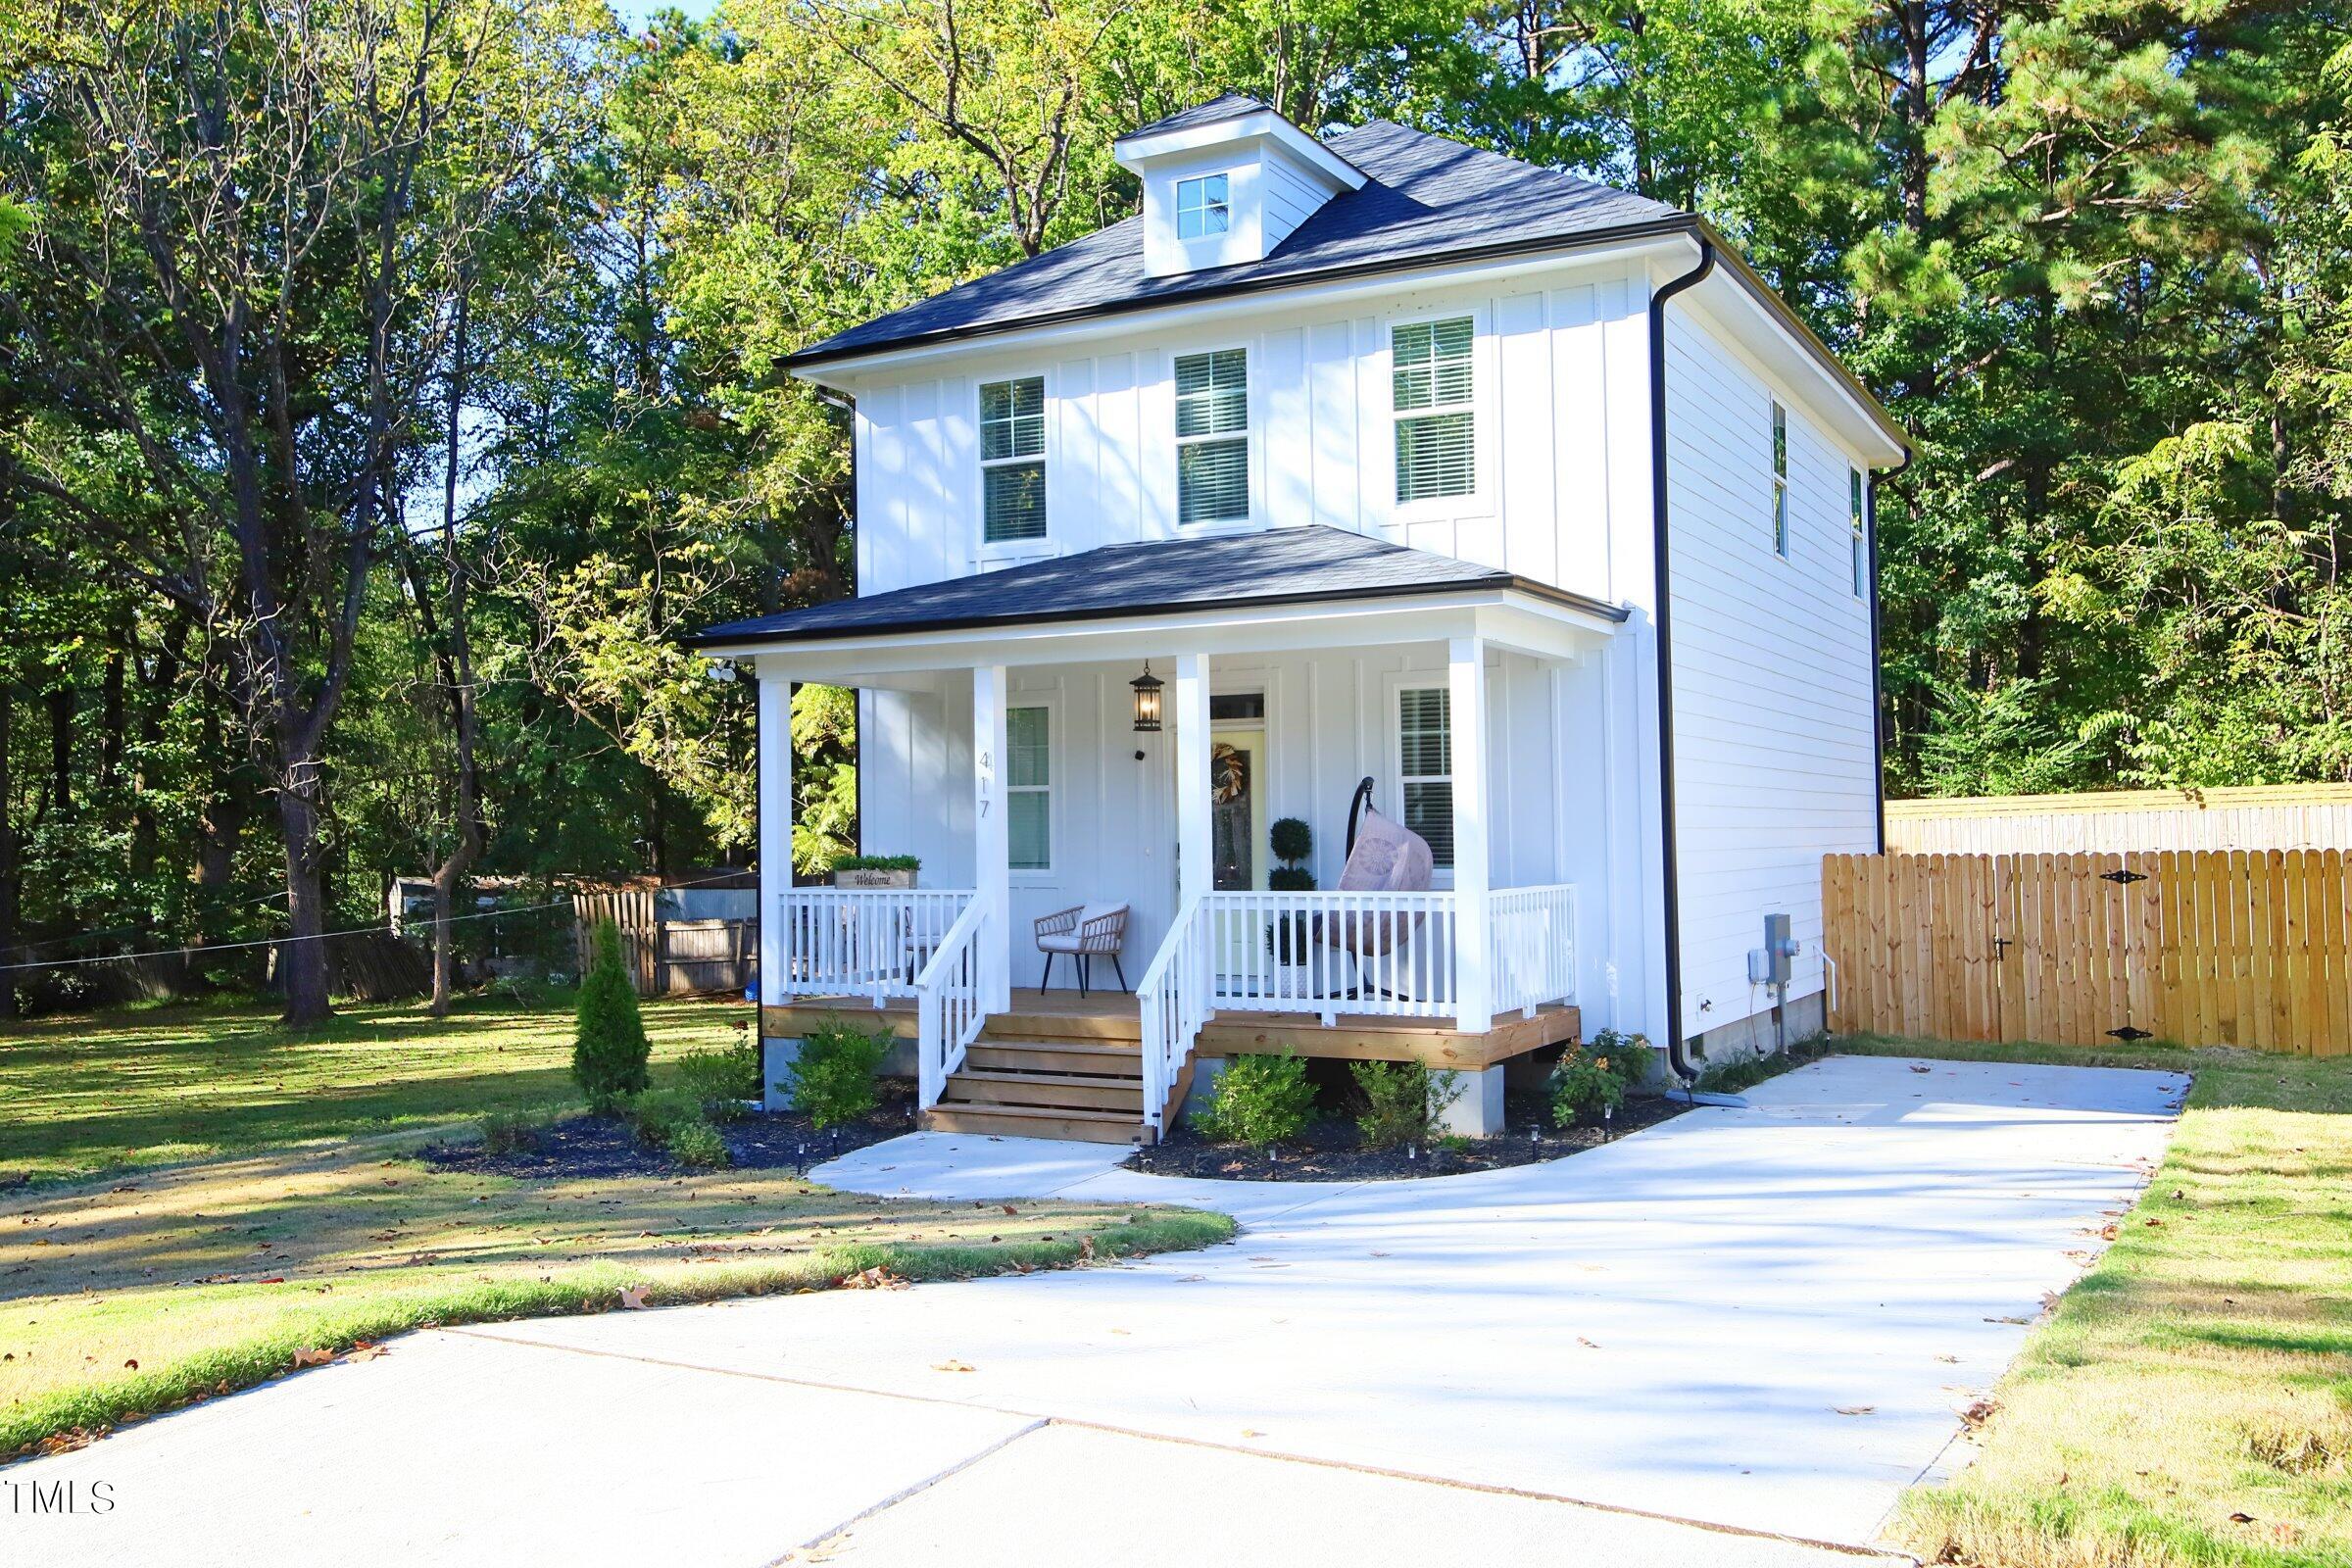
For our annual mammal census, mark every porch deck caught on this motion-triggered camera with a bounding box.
[762,992,1582,1072]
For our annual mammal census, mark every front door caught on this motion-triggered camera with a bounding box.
[1210,721,1267,978]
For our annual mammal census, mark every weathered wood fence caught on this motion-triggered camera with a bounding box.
[1823,851,2350,1054]
[569,888,753,999]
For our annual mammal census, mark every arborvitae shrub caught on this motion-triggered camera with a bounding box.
[573,919,652,1109]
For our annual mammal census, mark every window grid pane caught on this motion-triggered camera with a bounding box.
[1398,686,1452,868]
[1007,705,1050,870]
[1175,348,1249,524]
[984,463,1047,541]
[1176,173,1229,241]
[1007,793,1050,871]
[1007,707,1050,787]
[1394,318,1474,503]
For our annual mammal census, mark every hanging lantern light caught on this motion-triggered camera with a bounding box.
[1130,662,1164,733]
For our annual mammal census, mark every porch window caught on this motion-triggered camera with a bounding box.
[981,377,1047,543]
[1175,173,1229,240]
[1175,348,1249,524]
[1396,685,1453,868]
[1770,400,1790,559]
[1849,466,1867,596]
[1393,317,1475,504]
[1007,705,1052,870]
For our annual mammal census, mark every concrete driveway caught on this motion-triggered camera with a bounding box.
[7,1054,2182,1566]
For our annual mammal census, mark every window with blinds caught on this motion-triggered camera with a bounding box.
[1771,401,1790,559]
[1397,686,1453,868]
[980,377,1046,543]
[1175,348,1249,524]
[1393,317,1476,504]
[1007,705,1051,870]
[1849,467,1867,596]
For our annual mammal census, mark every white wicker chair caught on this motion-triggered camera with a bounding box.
[1034,903,1130,996]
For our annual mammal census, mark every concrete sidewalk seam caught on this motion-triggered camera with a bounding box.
[767,1416,1051,1567]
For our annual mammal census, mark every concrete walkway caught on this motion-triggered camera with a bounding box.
[6,1054,2182,1566]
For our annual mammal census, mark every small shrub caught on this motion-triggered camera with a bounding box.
[785,1014,890,1129]
[663,1121,731,1170]
[834,854,921,871]
[1548,1046,1626,1125]
[674,1040,760,1122]
[1588,1028,1657,1088]
[479,1108,549,1154]
[1349,1060,1463,1150]
[572,920,652,1109]
[1191,1052,1317,1149]
[620,1087,706,1148]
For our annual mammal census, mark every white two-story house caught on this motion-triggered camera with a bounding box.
[694,94,1910,1145]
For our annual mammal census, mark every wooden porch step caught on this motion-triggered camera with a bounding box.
[964,1040,1141,1075]
[922,1103,1145,1146]
[981,1005,1142,1046]
[942,1069,1144,1113]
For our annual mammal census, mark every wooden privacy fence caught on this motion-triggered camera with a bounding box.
[1823,851,2351,1054]
[1885,784,2352,855]
[569,888,754,999]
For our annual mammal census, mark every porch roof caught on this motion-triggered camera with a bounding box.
[687,526,1627,653]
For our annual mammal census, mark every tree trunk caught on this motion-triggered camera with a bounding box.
[424,282,482,1017]
[0,682,15,1021]
[274,752,333,1025]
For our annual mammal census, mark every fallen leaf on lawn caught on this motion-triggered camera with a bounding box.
[1960,1398,1997,1426]
[291,1347,335,1368]
[931,1360,975,1373]
[1002,1204,1019,1216]
[344,1343,388,1362]
[619,1286,653,1309]
[122,1358,137,1371]
[2230,1512,2256,1525]
[1078,1237,1096,1259]
[839,1266,907,1291]
[1834,1405,1876,1416]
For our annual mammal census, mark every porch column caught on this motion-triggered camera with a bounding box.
[756,663,792,1010]
[972,662,1012,1013]
[1174,653,1213,909]
[1449,635,1493,1035]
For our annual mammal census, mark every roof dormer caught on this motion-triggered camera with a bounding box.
[1114,94,1366,279]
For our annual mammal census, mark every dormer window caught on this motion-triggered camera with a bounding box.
[1176,174,1230,240]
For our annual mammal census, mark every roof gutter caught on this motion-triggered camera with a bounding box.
[1647,235,1716,1090]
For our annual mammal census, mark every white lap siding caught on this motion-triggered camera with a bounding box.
[1661,308,1879,1043]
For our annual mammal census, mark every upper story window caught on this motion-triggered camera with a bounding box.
[1007,705,1052,870]
[1175,173,1230,240]
[1770,401,1790,559]
[980,376,1047,543]
[1849,467,1867,596]
[1396,685,1454,869]
[1175,348,1249,524]
[1394,318,1475,505]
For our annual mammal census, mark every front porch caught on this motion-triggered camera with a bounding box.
[762,989,1584,1145]
[727,530,1635,1146]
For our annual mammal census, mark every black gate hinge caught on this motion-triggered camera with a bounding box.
[2106,1026,2153,1042]
[2099,869,2148,885]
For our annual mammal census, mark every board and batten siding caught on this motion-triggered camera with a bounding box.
[846,261,1650,605]
[1661,306,1880,1040]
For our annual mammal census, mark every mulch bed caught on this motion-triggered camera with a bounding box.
[1125,1090,1690,1182]
[423,1093,919,1180]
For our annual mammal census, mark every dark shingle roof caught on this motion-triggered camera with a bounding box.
[1123,92,1275,139]
[689,526,1625,649]
[790,121,1684,368]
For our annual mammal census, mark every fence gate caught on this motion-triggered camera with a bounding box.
[1823,850,2349,1054]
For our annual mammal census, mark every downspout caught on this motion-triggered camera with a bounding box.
[1865,447,1912,854]
[1647,236,1716,1090]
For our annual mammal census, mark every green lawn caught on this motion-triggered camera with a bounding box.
[0,995,1233,1457]
[0,992,745,1184]
[1836,1037,2352,1568]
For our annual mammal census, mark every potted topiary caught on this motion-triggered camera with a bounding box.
[832,854,920,890]
[1264,818,1315,971]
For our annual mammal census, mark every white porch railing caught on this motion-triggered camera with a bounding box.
[1489,884,1579,1019]
[914,898,990,1109]
[774,888,975,1005]
[1136,885,1579,1136]
[1139,894,1211,1138]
